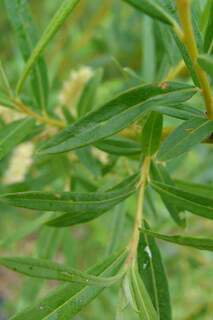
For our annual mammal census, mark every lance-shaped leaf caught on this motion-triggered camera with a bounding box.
[0,91,15,109]
[0,174,138,227]
[4,0,49,110]
[77,68,103,117]
[157,118,213,161]
[123,0,176,26]
[151,181,213,220]
[0,118,36,160]
[138,223,172,320]
[172,31,200,87]
[175,179,213,199]
[9,250,127,320]
[153,103,203,120]
[95,136,141,156]
[203,0,213,53]
[144,229,213,252]
[198,54,213,79]
[150,162,185,227]
[39,82,196,155]
[141,112,163,156]
[16,0,80,94]
[129,266,158,320]
[0,256,124,286]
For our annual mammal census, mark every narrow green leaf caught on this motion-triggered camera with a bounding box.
[141,112,163,156]
[39,82,196,155]
[203,1,213,53]
[154,103,203,120]
[0,174,137,227]
[4,0,49,110]
[150,162,185,227]
[0,91,15,109]
[129,266,158,320]
[16,0,80,95]
[157,118,213,161]
[151,180,213,220]
[198,54,213,78]
[9,250,127,320]
[138,222,172,320]
[77,68,103,117]
[95,136,141,156]
[0,118,36,160]
[76,146,101,177]
[175,179,213,199]
[123,0,176,26]
[144,229,213,252]
[0,256,124,286]
[172,31,201,87]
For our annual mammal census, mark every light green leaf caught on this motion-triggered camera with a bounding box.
[150,162,185,227]
[203,0,213,53]
[0,256,124,286]
[175,179,213,199]
[16,0,80,95]
[138,222,172,320]
[141,111,163,156]
[9,250,127,320]
[198,54,213,78]
[4,0,49,110]
[144,229,213,252]
[0,91,15,109]
[172,31,200,87]
[95,136,141,156]
[123,0,176,25]
[129,266,158,320]
[77,68,103,117]
[151,180,213,220]
[157,118,213,161]
[0,174,138,227]
[0,118,36,160]
[39,82,196,155]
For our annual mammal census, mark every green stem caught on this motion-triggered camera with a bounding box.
[126,156,151,268]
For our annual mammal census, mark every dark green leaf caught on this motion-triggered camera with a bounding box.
[4,0,49,110]
[172,31,200,87]
[77,68,103,117]
[144,229,213,252]
[175,179,213,199]
[151,180,213,220]
[0,91,15,109]
[9,250,127,320]
[0,118,36,160]
[141,112,163,156]
[123,0,175,25]
[198,54,213,79]
[0,256,124,286]
[16,0,80,94]
[138,222,172,320]
[95,136,141,156]
[203,1,213,53]
[0,174,138,227]
[129,266,158,320]
[158,118,213,161]
[150,162,185,226]
[39,82,196,155]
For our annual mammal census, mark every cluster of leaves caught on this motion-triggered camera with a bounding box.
[0,0,212,319]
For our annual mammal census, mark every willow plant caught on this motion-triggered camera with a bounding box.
[0,0,212,319]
